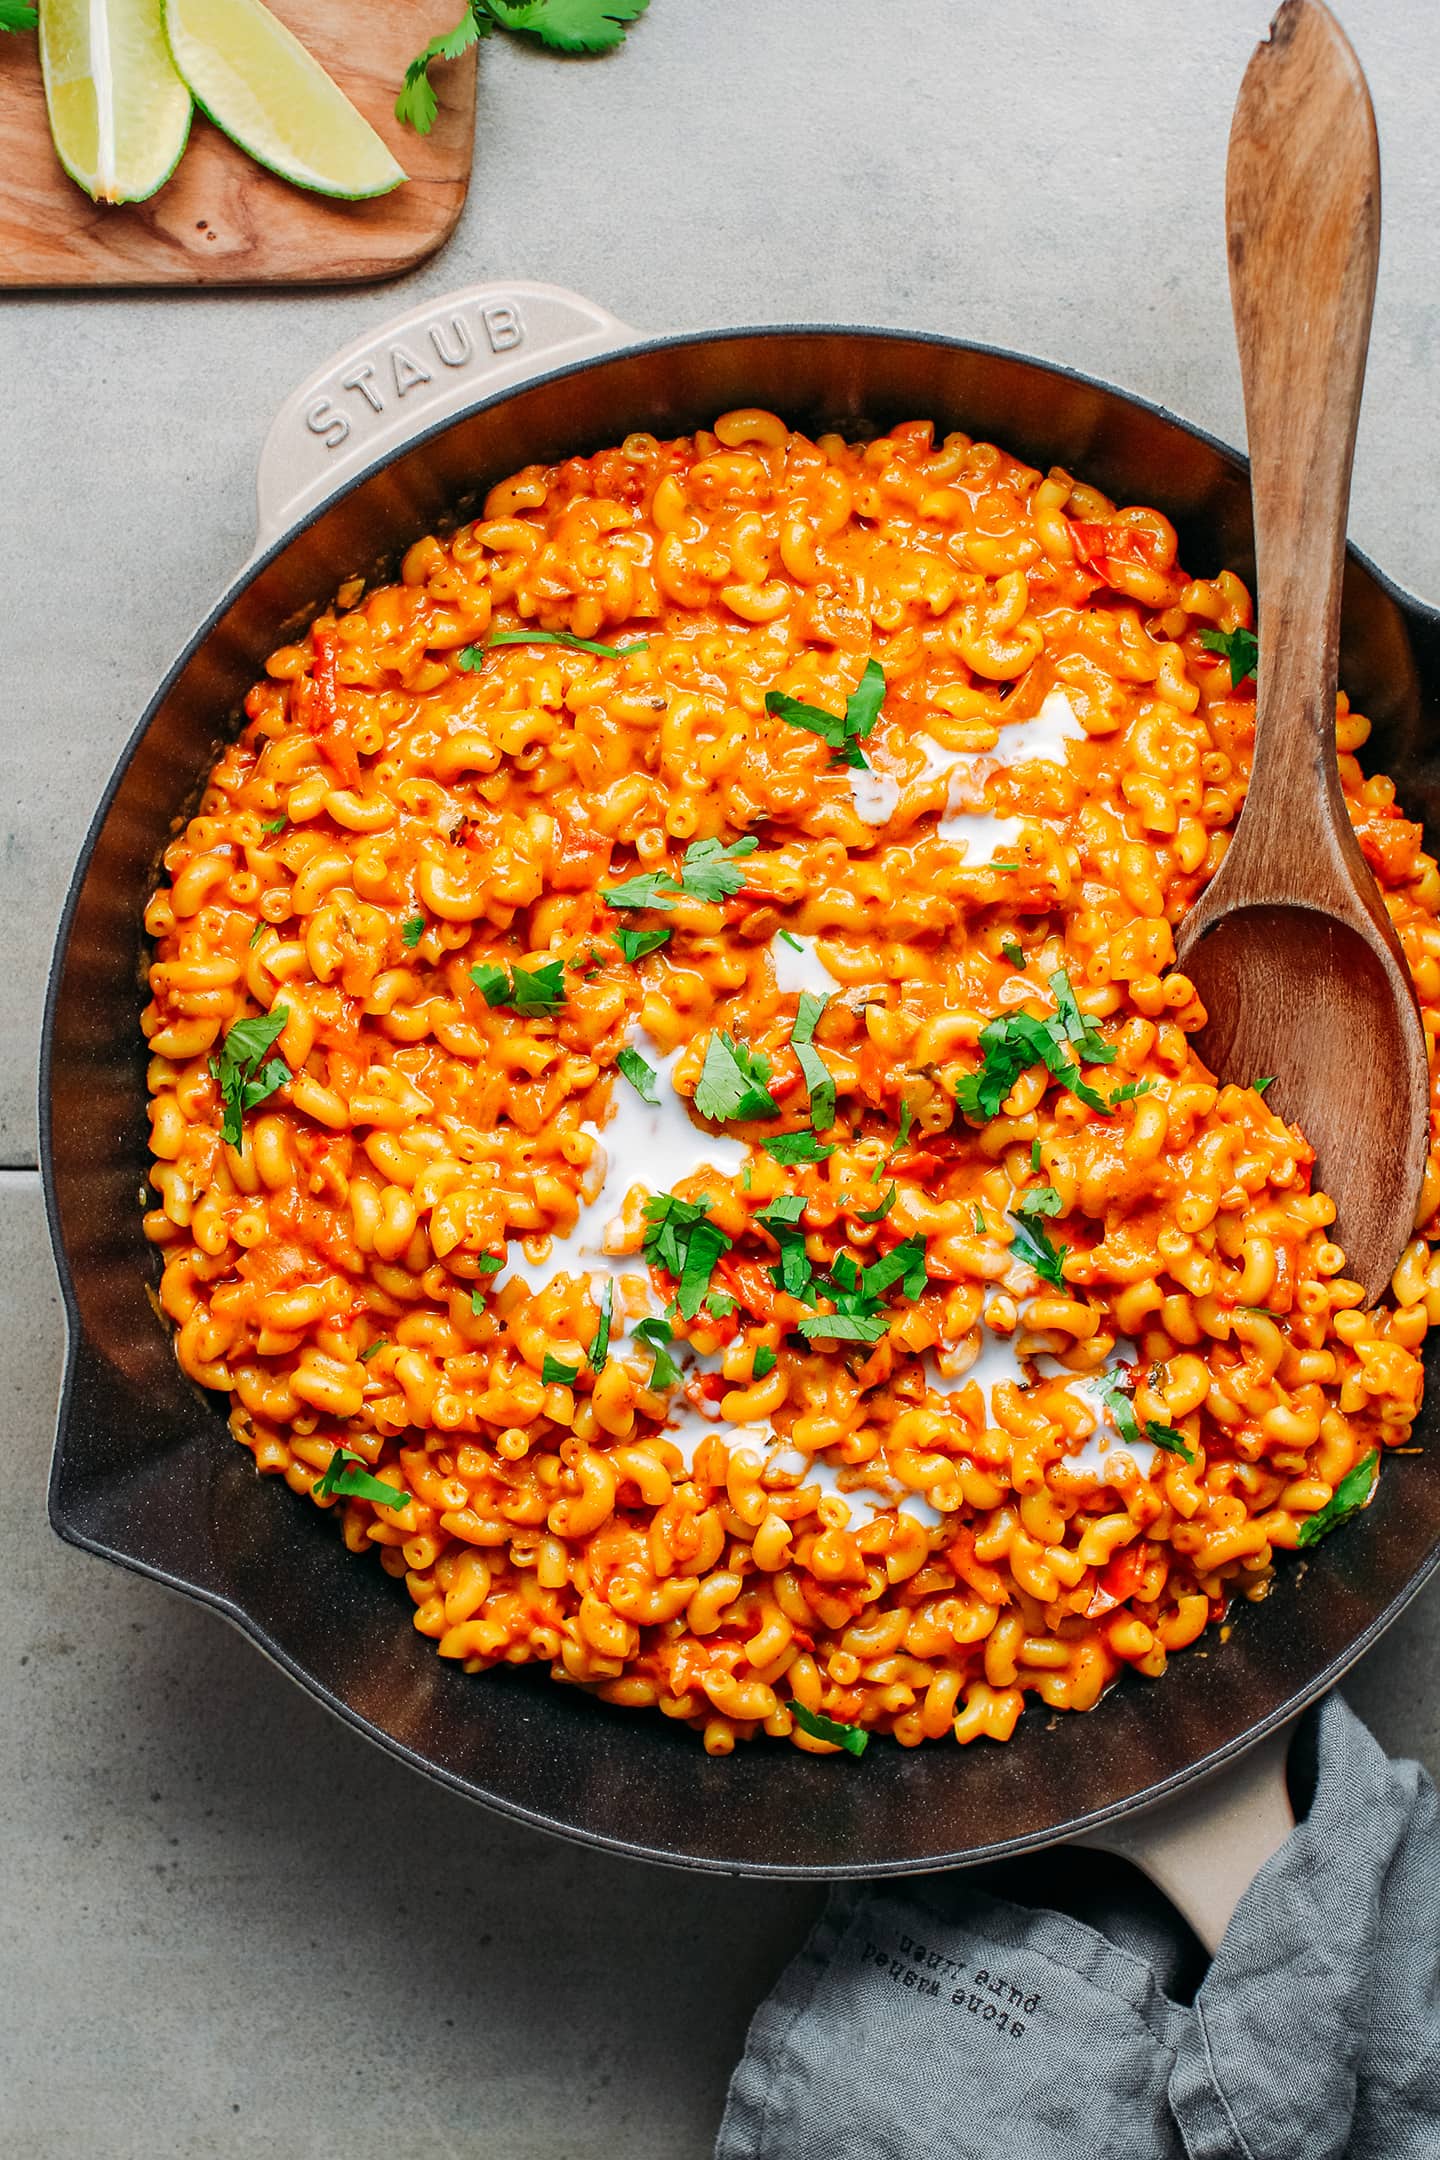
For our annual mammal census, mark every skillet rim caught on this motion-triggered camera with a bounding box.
[39,318,1440,1878]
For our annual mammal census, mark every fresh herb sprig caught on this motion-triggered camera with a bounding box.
[694,1034,778,1123]
[0,2,38,28]
[642,1196,733,1321]
[398,0,649,133]
[957,968,1133,1121]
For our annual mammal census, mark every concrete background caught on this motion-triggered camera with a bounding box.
[4,1,1440,2152]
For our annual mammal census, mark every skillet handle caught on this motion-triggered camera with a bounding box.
[252,280,639,557]
[1072,1718,1296,1954]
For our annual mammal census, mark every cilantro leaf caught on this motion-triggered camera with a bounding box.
[395,9,480,133]
[861,1235,928,1301]
[791,1701,869,1757]
[1007,1209,1068,1289]
[1099,1377,1142,1446]
[542,1353,580,1386]
[798,1312,889,1343]
[759,1196,813,1300]
[1107,1079,1154,1107]
[1296,1450,1379,1548]
[634,1315,679,1388]
[1146,1420,1196,1464]
[461,626,649,664]
[602,870,675,910]
[1001,936,1024,966]
[588,1281,614,1371]
[477,1253,503,1271]
[401,913,425,948]
[484,0,650,57]
[260,816,287,834]
[694,1033,778,1123]
[857,1184,896,1223]
[209,1007,290,1149]
[617,1046,660,1103]
[469,958,567,1016]
[642,1195,733,1320]
[766,658,886,772]
[872,1100,914,1181]
[955,968,1115,1123]
[1016,1185,1063,1220]
[778,930,805,953]
[1199,624,1258,687]
[762,1131,835,1166]
[0,0,37,25]
[358,1338,387,1362]
[614,925,671,962]
[1031,1138,1043,1172]
[791,992,835,1131]
[752,1345,777,1379]
[675,835,759,905]
[315,1449,410,1509]
[1254,1076,1275,1097]
[973,1207,987,1235]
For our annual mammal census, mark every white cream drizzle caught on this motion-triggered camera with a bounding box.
[770,933,843,998]
[846,688,1084,850]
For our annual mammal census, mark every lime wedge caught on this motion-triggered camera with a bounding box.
[162,0,406,199]
[39,0,192,204]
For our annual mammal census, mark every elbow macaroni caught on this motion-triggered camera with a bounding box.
[140,412,1440,1758]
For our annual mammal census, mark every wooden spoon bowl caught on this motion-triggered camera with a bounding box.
[1173,0,1430,1304]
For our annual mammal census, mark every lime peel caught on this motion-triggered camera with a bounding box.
[39,0,192,204]
[162,0,406,200]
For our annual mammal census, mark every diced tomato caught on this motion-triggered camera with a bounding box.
[1085,1541,1149,1618]
[716,1255,779,1321]
[550,819,614,891]
[298,629,360,788]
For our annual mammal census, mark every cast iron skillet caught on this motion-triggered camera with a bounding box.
[41,282,1440,1879]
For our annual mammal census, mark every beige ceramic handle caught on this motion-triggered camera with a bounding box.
[1073,1719,1296,1954]
[252,279,639,556]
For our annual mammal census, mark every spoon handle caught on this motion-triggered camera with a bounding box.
[1226,0,1379,839]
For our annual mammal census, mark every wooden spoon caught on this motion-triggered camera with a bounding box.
[1174,0,1429,1304]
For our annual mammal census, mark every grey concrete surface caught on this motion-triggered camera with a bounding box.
[7,1,1440,2153]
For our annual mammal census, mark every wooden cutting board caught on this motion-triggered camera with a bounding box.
[0,0,477,287]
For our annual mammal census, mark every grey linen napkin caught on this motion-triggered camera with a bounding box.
[716,1695,1440,2160]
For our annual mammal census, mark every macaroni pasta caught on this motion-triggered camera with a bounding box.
[140,411,1440,1757]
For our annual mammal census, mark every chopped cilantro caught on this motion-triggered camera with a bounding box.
[633,1315,680,1388]
[694,1033,778,1122]
[458,628,649,665]
[1296,1450,1379,1548]
[603,835,758,913]
[617,1046,660,1103]
[588,1281,614,1372]
[858,1184,897,1223]
[542,1353,580,1386]
[872,1100,915,1181]
[1146,1420,1196,1464]
[642,1195,733,1320]
[315,1449,410,1509]
[401,913,425,949]
[1254,1076,1275,1096]
[973,1207,986,1235]
[792,991,835,1131]
[798,1312,889,1344]
[955,967,1116,1122]
[248,922,265,948]
[476,1253,503,1272]
[209,1007,290,1149]
[398,0,650,137]
[1000,936,1025,966]
[753,1345,777,1379]
[1008,1209,1068,1289]
[1016,1185,1063,1220]
[260,816,287,834]
[469,958,567,1016]
[766,658,886,772]
[1031,1138,1043,1172]
[778,930,805,952]
[1199,624,1258,686]
[759,1195,813,1300]
[614,925,671,962]
[791,1701,869,1756]
[1107,1079,1155,1106]
[861,1235,927,1301]
[357,1339,386,1362]
[762,1131,835,1166]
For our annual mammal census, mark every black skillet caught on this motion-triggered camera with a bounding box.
[42,282,1440,1899]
